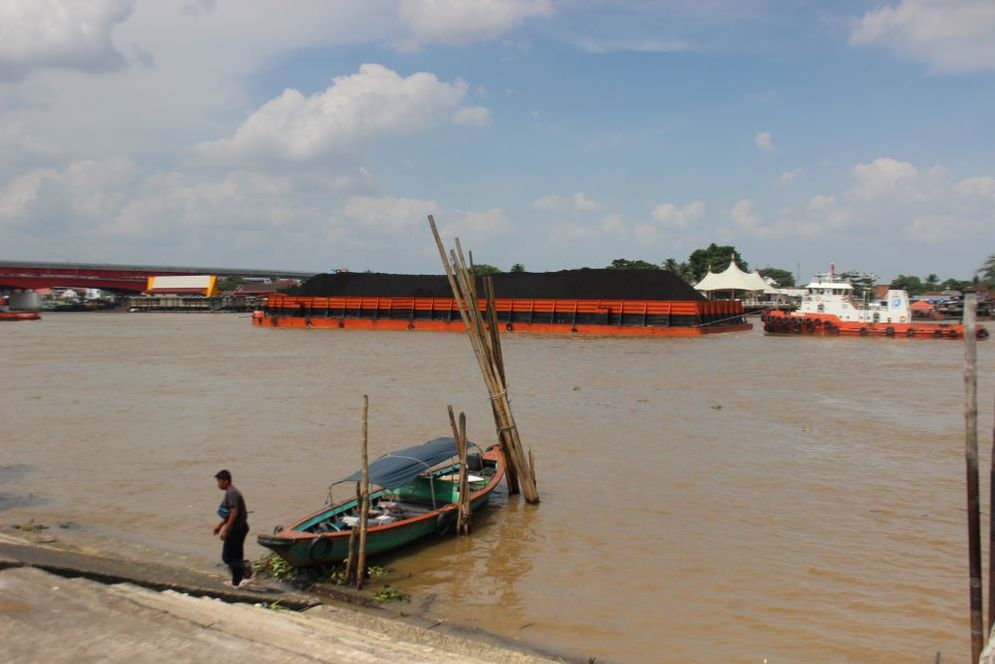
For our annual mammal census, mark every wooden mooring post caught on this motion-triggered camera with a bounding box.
[964,295,983,661]
[356,394,371,589]
[448,406,472,535]
[428,215,539,504]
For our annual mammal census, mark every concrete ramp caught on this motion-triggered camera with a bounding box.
[0,567,549,663]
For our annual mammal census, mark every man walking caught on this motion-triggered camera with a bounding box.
[213,469,252,587]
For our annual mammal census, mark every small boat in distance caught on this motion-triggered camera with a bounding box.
[0,311,40,321]
[762,266,988,340]
[258,437,505,567]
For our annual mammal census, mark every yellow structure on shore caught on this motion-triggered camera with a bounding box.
[145,275,220,297]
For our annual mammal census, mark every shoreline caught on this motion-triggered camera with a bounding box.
[0,527,576,663]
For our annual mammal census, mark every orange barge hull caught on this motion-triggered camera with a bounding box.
[254,295,751,337]
[762,311,988,340]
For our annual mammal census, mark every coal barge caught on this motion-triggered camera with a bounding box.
[253,269,751,337]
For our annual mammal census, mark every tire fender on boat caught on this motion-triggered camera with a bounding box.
[436,511,456,535]
[308,535,334,561]
[933,330,942,339]
[906,328,915,338]
[859,328,868,337]
[885,327,895,337]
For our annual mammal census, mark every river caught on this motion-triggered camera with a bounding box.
[1,313,993,662]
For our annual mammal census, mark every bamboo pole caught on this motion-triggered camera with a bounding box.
[964,295,983,661]
[429,215,539,504]
[429,217,522,492]
[344,482,358,583]
[484,277,506,386]
[457,412,471,534]
[447,406,472,534]
[991,360,995,639]
[452,249,535,502]
[356,394,370,589]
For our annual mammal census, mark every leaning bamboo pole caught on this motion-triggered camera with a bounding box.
[428,215,539,504]
[356,394,371,589]
[964,295,983,661]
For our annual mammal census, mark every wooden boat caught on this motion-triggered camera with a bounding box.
[0,311,40,321]
[258,437,505,567]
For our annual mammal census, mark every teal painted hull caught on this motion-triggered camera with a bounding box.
[258,448,504,567]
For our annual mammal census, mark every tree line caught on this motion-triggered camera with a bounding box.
[462,249,995,293]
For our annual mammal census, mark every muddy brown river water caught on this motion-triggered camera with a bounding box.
[2,313,993,663]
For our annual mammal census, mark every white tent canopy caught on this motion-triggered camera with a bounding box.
[694,259,774,294]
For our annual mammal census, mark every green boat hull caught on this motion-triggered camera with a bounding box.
[258,448,504,567]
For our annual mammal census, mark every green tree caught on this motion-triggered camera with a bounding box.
[757,267,795,288]
[607,258,659,270]
[979,254,995,287]
[510,263,526,273]
[686,244,746,283]
[218,275,245,292]
[940,278,970,291]
[662,258,695,284]
[892,274,925,296]
[473,263,502,276]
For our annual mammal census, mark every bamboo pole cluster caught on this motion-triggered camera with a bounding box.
[429,215,540,504]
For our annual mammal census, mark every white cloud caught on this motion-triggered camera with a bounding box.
[633,223,658,242]
[197,64,468,163]
[754,131,774,152]
[652,201,705,228]
[548,212,628,245]
[847,157,922,200]
[778,168,802,185]
[730,198,761,231]
[955,176,995,198]
[343,195,438,232]
[447,208,510,237]
[398,0,553,47]
[533,192,600,212]
[0,0,135,80]
[851,0,995,73]
[729,157,992,244]
[599,213,626,237]
[452,105,493,127]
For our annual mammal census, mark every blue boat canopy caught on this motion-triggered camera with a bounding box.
[338,437,467,489]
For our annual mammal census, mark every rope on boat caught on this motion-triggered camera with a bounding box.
[695,311,760,328]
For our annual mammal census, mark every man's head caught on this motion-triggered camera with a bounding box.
[215,469,231,490]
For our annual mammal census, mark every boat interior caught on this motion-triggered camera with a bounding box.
[298,453,496,535]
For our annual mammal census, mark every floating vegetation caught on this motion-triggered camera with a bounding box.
[710,404,722,411]
[253,553,296,581]
[15,519,47,532]
[374,585,410,603]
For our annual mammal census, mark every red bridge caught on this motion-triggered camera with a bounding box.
[0,261,317,293]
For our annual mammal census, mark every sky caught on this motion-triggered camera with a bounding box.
[0,0,993,282]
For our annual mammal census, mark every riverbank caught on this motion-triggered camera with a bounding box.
[0,529,567,663]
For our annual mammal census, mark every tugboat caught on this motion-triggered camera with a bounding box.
[762,266,988,340]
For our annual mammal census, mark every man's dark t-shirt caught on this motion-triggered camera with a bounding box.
[225,486,248,530]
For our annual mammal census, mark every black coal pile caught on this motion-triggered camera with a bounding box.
[289,269,703,301]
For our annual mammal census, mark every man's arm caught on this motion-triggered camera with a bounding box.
[217,505,239,539]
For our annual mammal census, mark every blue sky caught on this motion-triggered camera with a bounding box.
[0,1,993,282]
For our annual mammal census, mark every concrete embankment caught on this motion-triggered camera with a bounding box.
[0,533,556,663]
